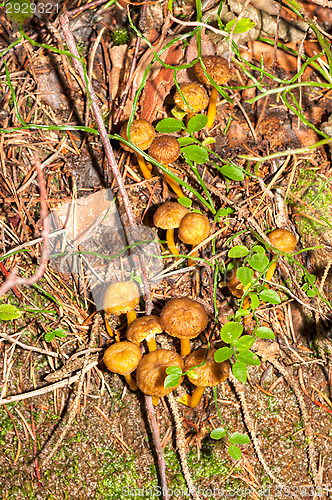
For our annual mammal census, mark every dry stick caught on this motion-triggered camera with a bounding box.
[167,393,202,500]
[0,157,49,298]
[59,13,168,499]
[229,373,285,489]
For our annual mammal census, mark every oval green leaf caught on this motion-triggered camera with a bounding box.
[214,347,233,363]
[225,18,256,34]
[228,432,250,445]
[249,293,260,311]
[232,361,247,384]
[166,366,183,375]
[210,427,227,440]
[228,444,242,460]
[228,245,249,258]
[177,137,195,146]
[181,145,209,164]
[254,326,275,339]
[0,304,23,321]
[259,289,281,304]
[156,117,183,133]
[220,164,245,181]
[187,114,207,133]
[247,253,270,272]
[236,266,254,286]
[237,350,261,366]
[177,196,192,208]
[232,335,255,352]
[164,373,181,388]
[220,322,243,343]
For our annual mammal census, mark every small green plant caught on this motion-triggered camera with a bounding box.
[43,328,66,342]
[0,303,22,321]
[111,27,129,46]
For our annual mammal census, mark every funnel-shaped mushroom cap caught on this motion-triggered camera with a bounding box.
[103,341,142,375]
[126,315,163,344]
[194,56,232,86]
[153,202,189,230]
[148,135,181,164]
[227,273,244,298]
[178,213,210,246]
[120,119,155,153]
[174,83,209,113]
[136,349,184,397]
[103,281,140,315]
[160,298,208,340]
[184,347,230,387]
[268,229,297,253]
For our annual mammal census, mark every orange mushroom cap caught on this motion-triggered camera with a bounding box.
[194,56,232,87]
[153,202,189,230]
[120,119,155,153]
[268,229,297,253]
[136,349,184,397]
[160,297,208,341]
[126,315,163,344]
[103,341,142,375]
[178,212,210,246]
[184,347,230,387]
[148,135,181,165]
[174,83,209,113]
[103,281,140,316]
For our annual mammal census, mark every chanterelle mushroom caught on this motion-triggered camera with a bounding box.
[126,315,163,352]
[103,281,140,340]
[103,340,142,391]
[148,135,184,198]
[153,202,189,256]
[160,297,208,356]
[120,119,155,179]
[181,347,230,408]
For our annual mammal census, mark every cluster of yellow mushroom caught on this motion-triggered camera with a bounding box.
[102,285,229,408]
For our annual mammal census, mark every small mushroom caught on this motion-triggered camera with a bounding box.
[103,281,140,340]
[136,349,184,405]
[174,82,209,121]
[103,340,142,391]
[120,119,155,179]
[266,228,297,282]
[178,212,210,266]
[160,297,208,357]
[194,56,232,128]
[126,315,163,352]
[148,135,184,198]
[181,347,230,408]
[153,202,189,256]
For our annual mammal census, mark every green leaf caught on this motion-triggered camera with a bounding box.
[232,362,247,384]
[6,0,33,25]
[251,245,265,254]
[156,117,183,133]
[306,274,316,285]
[234,308,251,320]
[220,322,243,343]
[228,432,250,445]
[228,444,242,460]
[0,304,22,321]
[247,253,270,272]
[181,145,209,164]
[177,137,195,146]
[214,347,233,363]
[236,267,254,286]
[237,350,261,366]
[165,366,182,376]
[164,373,181,388]
[171,106,187,120]
[52,328,66,338]
[220,164,245,181]
[259,289,281,304]
[186,114,207,133]
[44,332,56,342]
[202,137,216,146]
[228,245,249,258]
[307,289,316,298]
[232,335,255,351]
[210,428,227,440]
[225,18,256,34]
[177,196,192,208]
[187,370,197,379]
[249,293,260,311]
[254,326,275,339]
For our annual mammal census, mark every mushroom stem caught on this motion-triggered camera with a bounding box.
[105,315,120,342]
[127,310,137,326]
[124,373,138,391]
[243,296,251,328]
[166,228,179,256]
[188,248,198,267]
[266,261,277,283]
[207,87,218,128]
[179,387,205,408]
[180,338,191,357]
[164,171,184,198]
[137,152,152,180]
[152,396,159,406]
[146,334,157,352]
